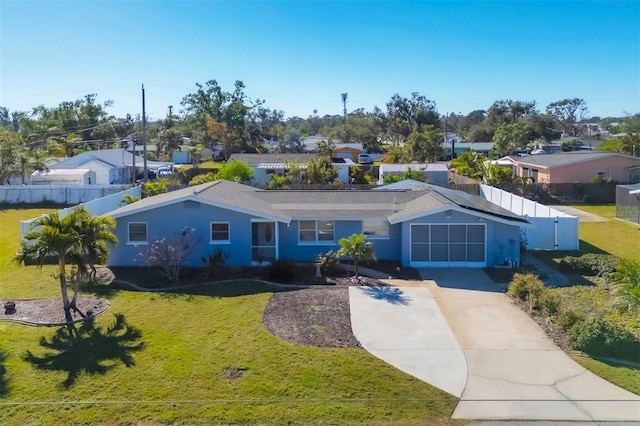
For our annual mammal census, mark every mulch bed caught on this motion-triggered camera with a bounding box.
[264,287,361,348]
[0,296,110,326]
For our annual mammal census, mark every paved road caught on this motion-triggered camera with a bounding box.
[349,269,640,421]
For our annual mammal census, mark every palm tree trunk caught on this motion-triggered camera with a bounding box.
[70,275,86,318]
[58,258,72,323]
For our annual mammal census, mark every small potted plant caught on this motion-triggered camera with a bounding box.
[4,300,16,313]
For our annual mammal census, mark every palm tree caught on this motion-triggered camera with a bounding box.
[620,131,640,156]
[448,151,485,180]
[337,233,377,277]
[268,174,289,189]
[75,209,118,292]
[14,206,117,322]
[611,260,640,315]
[119,194,140,206]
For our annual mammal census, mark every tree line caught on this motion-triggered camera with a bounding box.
[1,79,639,185]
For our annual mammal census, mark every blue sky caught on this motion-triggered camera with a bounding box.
[1,0,638,121]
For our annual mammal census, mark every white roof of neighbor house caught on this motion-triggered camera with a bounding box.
[256,163,307,169]
[31,168,91,177]
[108,179,530,227]
[51,149,145,169]
[380,163,448,172]
[443,142,494,151]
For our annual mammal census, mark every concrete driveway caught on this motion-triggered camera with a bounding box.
[349,269,640,421]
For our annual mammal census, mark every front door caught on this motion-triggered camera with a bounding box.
[251,221,276,263]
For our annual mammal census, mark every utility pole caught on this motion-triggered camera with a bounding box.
[142,84,148,183]
[168,105,173,117]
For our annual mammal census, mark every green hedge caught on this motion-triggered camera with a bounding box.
[558,253,621,276]
[568,317,640,362]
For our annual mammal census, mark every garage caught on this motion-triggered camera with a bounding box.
[410,223,486,267]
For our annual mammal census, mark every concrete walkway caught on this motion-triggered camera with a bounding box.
[522,253,569,287]
[349,269,640,421]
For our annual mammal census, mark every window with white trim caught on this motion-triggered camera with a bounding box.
[128,222,147,243]
[363,218,389,237]
[299,220,334,243]
[210,222,230,242]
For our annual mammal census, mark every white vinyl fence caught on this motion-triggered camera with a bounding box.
[480,184,579,250]
[1,184,131,205]
[20,186,141,238]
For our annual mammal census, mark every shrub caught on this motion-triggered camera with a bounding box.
[611,260,640,315]
[557,309,583,330]
[507,273,547,310]
[540,292,560,316]
[568,317,640,362]
[141,179,168,198]
[139,227,202,282]
[316,250,339,276]
[201,248,230,280]
[265,259,297,282]
[558,253,621,277]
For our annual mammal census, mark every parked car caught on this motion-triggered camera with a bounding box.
[358,154,372,164]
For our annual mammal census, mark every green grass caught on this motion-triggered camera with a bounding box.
[527,204,640,394]
[531,204,640,268]
[571,355,640,395]
[0,208,458,425]
[574,205,640,262]
[177,161,224,171]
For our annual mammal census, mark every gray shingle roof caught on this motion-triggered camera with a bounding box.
[506,152,633,169]
[110,180,528,225]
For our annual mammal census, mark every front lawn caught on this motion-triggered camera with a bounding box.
[575,205,640,262]
[0,208,458,425]
[518,205,640,394]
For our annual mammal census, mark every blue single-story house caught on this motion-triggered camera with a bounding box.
[106,180,530,269]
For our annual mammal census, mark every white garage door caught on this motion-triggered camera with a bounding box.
[410,224,486,267]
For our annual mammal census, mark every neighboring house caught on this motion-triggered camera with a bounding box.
[50,149,145,184]
[172,145,214,165]
[126,144,158,160]
[442,142,494,157]
[499,152,640,184]
[31,168,95,185]
[227,153,316,184]
[300,135,342,152]
[378,163,448,186]
[106,180,530,269]
[332,145,362,162]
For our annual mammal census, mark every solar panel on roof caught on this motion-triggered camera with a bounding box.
[428,186,529,223]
